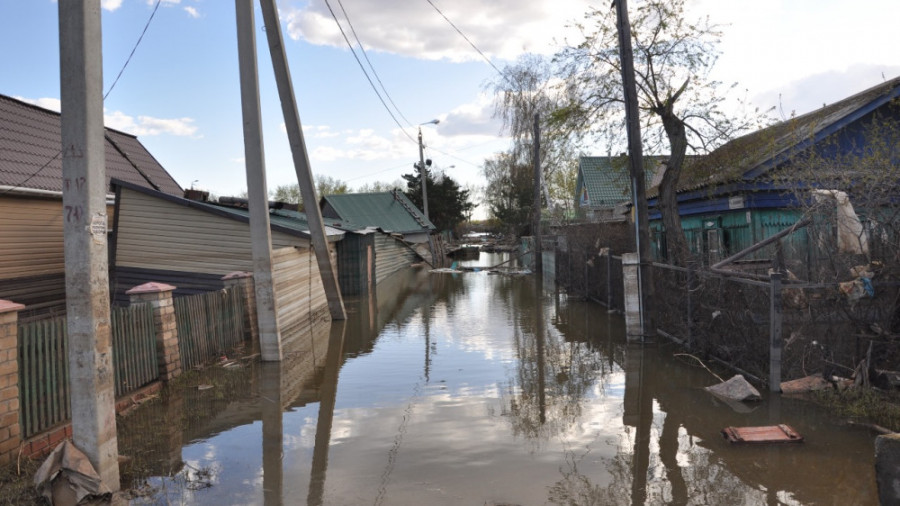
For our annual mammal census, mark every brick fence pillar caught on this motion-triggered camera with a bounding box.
[0,299,24,465]
[222,271,259,347]
[127,283,181,381]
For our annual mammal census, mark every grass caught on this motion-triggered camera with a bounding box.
[812,386,900,432]
[0,457,43,505]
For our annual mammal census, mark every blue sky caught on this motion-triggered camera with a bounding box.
[2,0,898,216]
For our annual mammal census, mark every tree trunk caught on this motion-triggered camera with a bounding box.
[658,110,691,266]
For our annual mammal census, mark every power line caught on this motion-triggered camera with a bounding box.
[323,0,417,144]
[2,0,163,196]
[335,0,412,127]
[105,0,162,100]
[423,0,504,78]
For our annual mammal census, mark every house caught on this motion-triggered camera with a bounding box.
[110,180,344,337]
[575,156,666,222]
[321,190,435,243]
[0,94,183,319]
[648,76,900,270]
[320,191,436,293]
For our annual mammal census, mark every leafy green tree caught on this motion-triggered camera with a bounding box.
[482,152,535,235]
[402,169,474,233]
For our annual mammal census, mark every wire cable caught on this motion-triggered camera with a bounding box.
[105,0,162,100]
[2,0,163,196]
[335,0,413,127]
[323,0,417,144]
[423,0,505,78]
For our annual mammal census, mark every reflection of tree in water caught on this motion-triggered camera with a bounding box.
[546,416,783,506]
[499,284,615,447]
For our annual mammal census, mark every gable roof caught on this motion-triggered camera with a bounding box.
[112,179,344,240]
[679,76,900,191]
[321,190,435,234]
[577,156,666,208]
[0,94,182,196]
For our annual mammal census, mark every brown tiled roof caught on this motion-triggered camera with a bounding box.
[0,94,182,195]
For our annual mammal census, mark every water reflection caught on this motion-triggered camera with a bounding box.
[120,254,877,505]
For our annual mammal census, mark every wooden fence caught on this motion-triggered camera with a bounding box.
[18,303,159,439]
[174,286,245,370]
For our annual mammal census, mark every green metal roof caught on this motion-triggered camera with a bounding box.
[576,156,663,209]
[321,191,435,234]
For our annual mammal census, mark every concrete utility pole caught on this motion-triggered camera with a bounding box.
[417,127,430,220]
[257,0,345,320]
[416,119,439,220]
[58,0,120,489]
[532,113,543,274]
[614,0,655,340]
[235,0,282,361]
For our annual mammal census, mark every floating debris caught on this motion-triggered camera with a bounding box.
[704,374,761,402]
[722,424,804,444]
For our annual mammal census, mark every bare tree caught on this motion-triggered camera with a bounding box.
[553,0,767,265]
[489,54,578,217]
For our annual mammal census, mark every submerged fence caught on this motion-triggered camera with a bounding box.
[18,303,159,438]
[175,286,245,370]
[554,229,900,388]
[17,285,247,439]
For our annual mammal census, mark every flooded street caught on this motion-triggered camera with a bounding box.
[124,253,878,505]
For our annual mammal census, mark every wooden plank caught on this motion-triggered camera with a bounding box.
[722,424,803,444]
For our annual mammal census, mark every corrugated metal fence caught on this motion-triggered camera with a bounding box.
[18,303,159,439]
[174,286,245,370]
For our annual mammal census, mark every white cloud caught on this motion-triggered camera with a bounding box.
[101,0,123,11]
[104,110,199,137]
[184,6,200,18]
[15,96,62,112]
[279,0,591,62]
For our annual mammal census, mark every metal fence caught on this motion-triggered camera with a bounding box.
[18,303,159,438]
[111,302,158,398]
[18,315,69,439]
[174,286,245,370]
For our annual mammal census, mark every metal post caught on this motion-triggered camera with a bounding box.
[258,0,346,320]
[614,0,655,338]
[769,272,784,392]
[686,262,694,350]
[235,0,282,360]
[532,113,543,275]
[418,127,429,220]
[58,0,119,489]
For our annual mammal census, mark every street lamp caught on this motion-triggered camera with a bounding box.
[417,119,439,220]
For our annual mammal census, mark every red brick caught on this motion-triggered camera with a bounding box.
[0,361,16,377]
[0,388,14,403]
[0,427,9,441]
[0,436,19,454]
[48,428,66,444]
[0,412,17,427]
[8,423,19,437]
[0,336,15,351]
[65,425,73,437]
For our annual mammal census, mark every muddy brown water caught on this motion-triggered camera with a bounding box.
[121,253,878,505]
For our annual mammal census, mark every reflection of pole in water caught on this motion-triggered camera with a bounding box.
[307,321,347,506]
[260,363,283,506]
[535,273,547,425]
[623,343,651,505]
[424,302,432,383]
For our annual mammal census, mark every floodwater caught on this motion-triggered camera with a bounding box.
[122,253,879,505]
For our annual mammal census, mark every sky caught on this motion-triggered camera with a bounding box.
[1,0,898,218]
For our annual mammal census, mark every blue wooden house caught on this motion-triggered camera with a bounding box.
[648,76,900,270]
